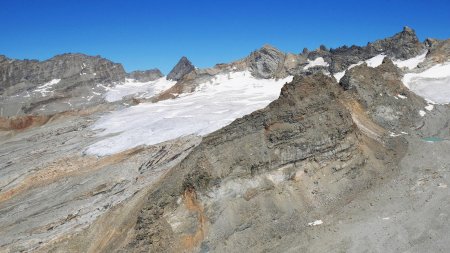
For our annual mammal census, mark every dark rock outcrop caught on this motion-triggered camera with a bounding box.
[167,56,195,81]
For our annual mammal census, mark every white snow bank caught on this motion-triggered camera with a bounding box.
[365,54,385,68]
[333,54,385,82]
[34,79,61,95]
[105,77,176,102]
[393,52,427,70]
[402,63,450,104]
[308,220,323,226]
[333,71,345,82]
[304,57,329,70]
[86,71,293,156]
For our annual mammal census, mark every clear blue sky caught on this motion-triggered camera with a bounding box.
[1,0,449,74]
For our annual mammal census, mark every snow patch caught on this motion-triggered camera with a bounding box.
[365,54,385,68]
[419,110,426,117]
[393,52,427,70]
[87,71,293,155]
[425,104,434,111]
[333,71,346,82]
[34,79,61,96]
[308,220,323,226]
[402,63,450,104]
[304,57,329,70]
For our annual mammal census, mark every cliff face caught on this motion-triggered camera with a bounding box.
[0,53,127,116]
[0,53,126,95]
[125,74,403,252]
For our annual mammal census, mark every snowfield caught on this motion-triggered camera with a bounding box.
[105,77,176,102]
[402,62,450,104]
[87,71,293,155]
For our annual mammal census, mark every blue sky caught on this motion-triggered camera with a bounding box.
[1,0,449,73]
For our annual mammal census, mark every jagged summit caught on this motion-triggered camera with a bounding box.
[167,56,195,81]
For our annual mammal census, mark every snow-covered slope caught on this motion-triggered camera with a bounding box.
[105,77,176,102]
[402,62,450,104]
[393,51,427,70]
[86,71,293,155]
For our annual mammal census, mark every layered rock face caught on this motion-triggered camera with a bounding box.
[0,53,168,117]
[0,53,125,95]
[0,53,127,116]
[124,74,400,252]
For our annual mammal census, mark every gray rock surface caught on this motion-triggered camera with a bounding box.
[126,69,163,82]
[0,53,125,95]
[0,112,201,252]
[0,53,126,116]
[167,56,195,81]
[340,57,426,131]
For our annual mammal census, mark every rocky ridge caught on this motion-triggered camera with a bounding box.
[157,27,430,100]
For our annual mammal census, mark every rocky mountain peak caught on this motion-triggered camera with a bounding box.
[246,44,286,78]
[167,56,195,81]
[403,26,414,34]
[369,26,424,59]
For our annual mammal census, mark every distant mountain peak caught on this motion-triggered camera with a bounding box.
[403,26,414,33]
[167,56,195,81]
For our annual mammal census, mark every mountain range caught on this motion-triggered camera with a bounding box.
[0,27,449,253]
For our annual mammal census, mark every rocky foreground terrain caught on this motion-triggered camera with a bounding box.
[0,27,449,252]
